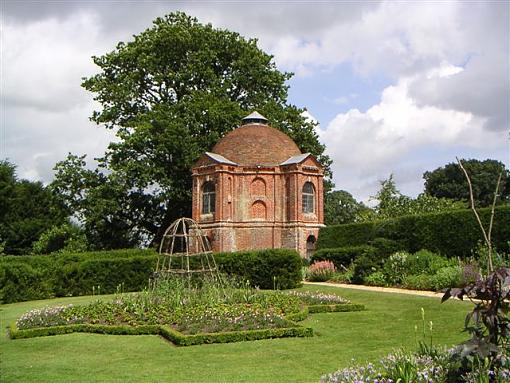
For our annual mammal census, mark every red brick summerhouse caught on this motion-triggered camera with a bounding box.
[191,112,324,258]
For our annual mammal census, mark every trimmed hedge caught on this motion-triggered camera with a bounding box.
[215,248,302,290]
[317,206,510,258]
[9,322,313,346]
[307,303,365,313]
[0,248,303,303]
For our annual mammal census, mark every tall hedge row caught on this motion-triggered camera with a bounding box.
[316,206,510,258]
[0,248,302,303]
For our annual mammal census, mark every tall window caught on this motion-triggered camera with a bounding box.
[202,182,215,214]
[302,182,315,213]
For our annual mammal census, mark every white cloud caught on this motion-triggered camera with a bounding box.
[2,12,119,183]
[319,67,505,201]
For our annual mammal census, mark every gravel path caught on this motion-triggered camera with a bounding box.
[304,281,445,299]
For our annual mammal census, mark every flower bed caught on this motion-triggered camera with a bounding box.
[321,347,510,383]
[10,285,364,346]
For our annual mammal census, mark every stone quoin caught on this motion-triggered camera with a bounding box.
[191,112,324,258]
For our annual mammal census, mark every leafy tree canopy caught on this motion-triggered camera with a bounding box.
[0,160,67,255]
[32,222,88,255]
[54,12,331,248]
[424,159,510,207]
[324,190,371,225]
[365,174,464,221]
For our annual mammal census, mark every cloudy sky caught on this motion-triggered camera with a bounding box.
[2,0,509,202]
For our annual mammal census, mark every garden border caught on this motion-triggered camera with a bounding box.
[9,321,313,346]
[8,303,365,346]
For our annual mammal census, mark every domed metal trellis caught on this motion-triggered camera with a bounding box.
[156,217,220,279]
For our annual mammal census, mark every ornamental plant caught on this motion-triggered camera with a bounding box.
[441,159,510,379]
[307,260,336,282]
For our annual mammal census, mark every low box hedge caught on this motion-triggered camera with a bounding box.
[9,321,313,346]
[307,303,365,313]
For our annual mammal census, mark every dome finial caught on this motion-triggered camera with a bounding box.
[242,111,268,125]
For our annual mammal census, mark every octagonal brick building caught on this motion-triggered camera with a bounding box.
[191,112,324,258]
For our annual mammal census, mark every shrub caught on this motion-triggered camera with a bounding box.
[318,205,510,258]
[402,274,434,291]
[307,260,336,282]
[311,245,374,270]
[215,248,302,289]
[364,271,387,287]
[329,270,353,284]
[431,266,462,291]
[404,249,452,276]
[383,251,410,285]
[351,246,390,284]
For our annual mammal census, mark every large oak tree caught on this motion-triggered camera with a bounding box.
[53,13,330,248]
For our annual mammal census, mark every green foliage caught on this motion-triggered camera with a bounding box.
[431,266,462,291]
[383,251,409,285]
[404,249,453,276]
[364,174,464,222]
[0,262,55,303]
[311,245,374,270]
[306,260,336,282]
[32,222,88,254]
[324,190,371,225]
[364,271,387,287]
[0,160,67,255]
[317,205,510,258]
[0,248,302,303]
[55,12,331,249]
[215,248,302,290]
[10,322,312,346]
[306,303,365,313]
[402,274,435,291]
[424,158,510,207]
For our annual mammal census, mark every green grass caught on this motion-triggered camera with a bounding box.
[0,285,471,383]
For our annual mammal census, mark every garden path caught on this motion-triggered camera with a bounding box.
[304,282,444,298]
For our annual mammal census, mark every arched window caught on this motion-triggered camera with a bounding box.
[302,182,315,213]
[202,182,215,214]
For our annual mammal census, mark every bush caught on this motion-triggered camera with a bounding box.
[402,274,434,291]
[215,248,302,290]
[329,270,353,284]
[352,246,392,284]
[307,260,336,282]
[318,205,510,258]
[431,266,462,291]
[404,249,453,276]
[311,245,373,270]
[383,251,410,285]
[364,271,387,287]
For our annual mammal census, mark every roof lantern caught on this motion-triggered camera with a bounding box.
[241,111,268,125]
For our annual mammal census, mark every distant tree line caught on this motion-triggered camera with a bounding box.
[324,159,510,226]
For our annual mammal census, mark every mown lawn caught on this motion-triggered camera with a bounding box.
[0,285,471,383]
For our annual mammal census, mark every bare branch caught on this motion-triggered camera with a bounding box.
[487,172,502,245]
[456,157,493,272]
